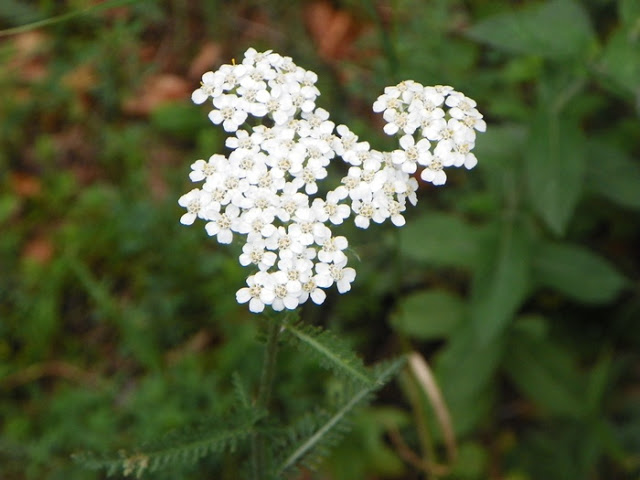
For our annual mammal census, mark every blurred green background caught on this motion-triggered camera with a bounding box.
[1,0,639,479]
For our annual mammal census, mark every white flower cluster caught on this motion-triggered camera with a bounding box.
[179,49,485,313]
[374,80,486,185]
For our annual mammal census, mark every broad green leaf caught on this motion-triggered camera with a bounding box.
[505,322,585,418]
[598,26,640,97]
[450,442,489,478]
[391,289,466,340]
[466,0,596,59]
[525,110,586,235]
[434,321,504,435]
[585,140,640,209]
[586,353,614,415]
[619,0,640,26]
[532,241,628,304]
[397,211,482,268]
[473,124,527,171]
[470,220,531,344]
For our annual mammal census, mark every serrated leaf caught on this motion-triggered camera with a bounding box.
[466,0,596,59]
[277,357,405,475]
[525,110,586,235]
[585,140,640,209]
[73,411,263,477]
[504,322,585,417]
[283,323,373,386]
[470,220,531,344]
[391,289,466,340]
[532,241,628,304]
[397,211,482,268]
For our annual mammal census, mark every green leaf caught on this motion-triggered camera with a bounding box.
[324,408,407,480]
[390,289,466,340]
[473,124,527,171]
[397,211,483,269]
[598,26,640,98]
[585,140,640,209]
[586,353,614,415]
[277,358,406,475]
[434,323,504,435]
[282,323,374,386]
[619,0,640,27]
[466,0,596,59]
[525,110,586,235]
[532,241,628,304]
[505,320,585,417]
[73,409,264,477]
[449,442,489,478]
[470,220,531,344]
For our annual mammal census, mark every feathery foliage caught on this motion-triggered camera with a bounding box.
[276,356,407,475]
[281,321,375,386]
[72,407,264,478]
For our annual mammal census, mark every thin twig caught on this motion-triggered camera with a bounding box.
[386,424,450,477]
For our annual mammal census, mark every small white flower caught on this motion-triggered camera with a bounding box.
[192,71,220,104]
[239,239,277,271]
[311,194,351,225]
[208,94,248,132]
[270,270,302,311]
[352,193,388,229]
[392,135,431,174]
[275,188,309,223]
[298,275,327,305]
[205,204,241,243]
[318,235,348,264]
[316,258,356,294]
[277,255,313,285]
[290,208,331,246]
[420,156,447,186]
[237,207,277,240]
[178,188,212,225]
[236,271,276,313]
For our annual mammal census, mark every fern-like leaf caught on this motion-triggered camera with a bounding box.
[276,356,406,475]
[231,372,251,409]
[282,322,374,386]
[73,408,264,478]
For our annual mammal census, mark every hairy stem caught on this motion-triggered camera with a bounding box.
[251,317,281,480]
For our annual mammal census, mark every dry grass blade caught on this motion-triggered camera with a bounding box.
[408,352,458,463]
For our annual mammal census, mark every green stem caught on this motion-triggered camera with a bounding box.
[251,317,281,480]
[0,0,141,38]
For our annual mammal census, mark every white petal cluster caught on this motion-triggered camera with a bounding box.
[373,80,486,185]
[180,49,485,313]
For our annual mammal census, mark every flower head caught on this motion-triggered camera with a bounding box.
[180,49,485,312]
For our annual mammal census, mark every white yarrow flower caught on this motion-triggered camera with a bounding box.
[182,50,485,312]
